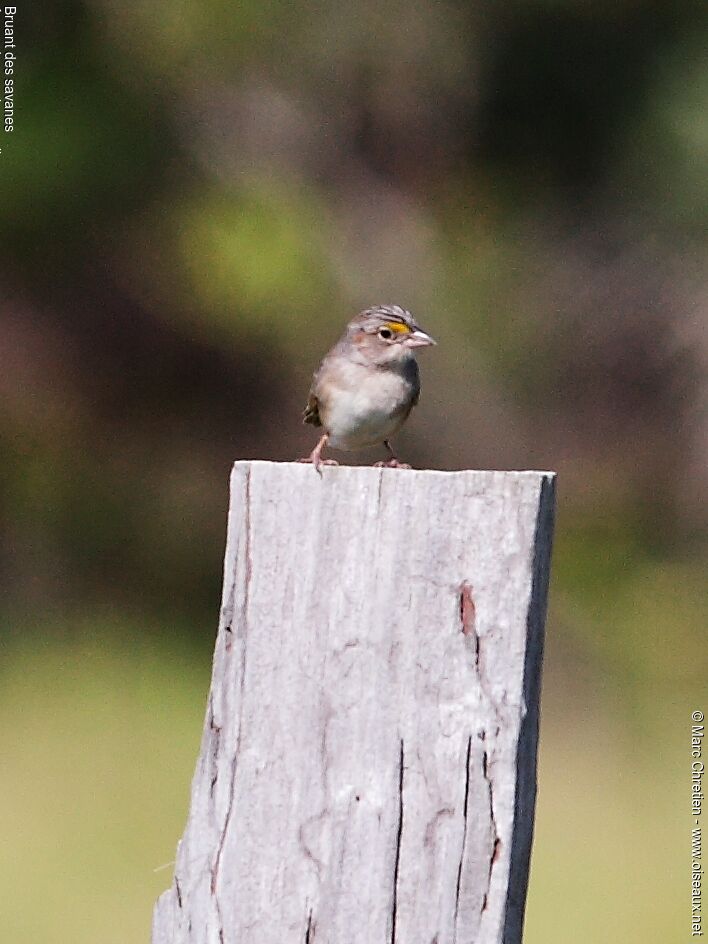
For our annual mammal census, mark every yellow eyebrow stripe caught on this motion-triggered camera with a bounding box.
[385,321,411,334]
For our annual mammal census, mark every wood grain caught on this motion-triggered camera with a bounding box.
[153,461,555,944]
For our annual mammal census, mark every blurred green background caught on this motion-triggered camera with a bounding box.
[1,1,706,941]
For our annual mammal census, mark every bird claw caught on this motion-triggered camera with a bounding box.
[373,459,411,469]
[297,455,339,475]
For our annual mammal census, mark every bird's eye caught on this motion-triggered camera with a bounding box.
[379,328,393,340]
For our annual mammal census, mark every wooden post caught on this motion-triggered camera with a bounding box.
[153,461,555,944]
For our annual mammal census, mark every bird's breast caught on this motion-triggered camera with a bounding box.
[317,361,418,449]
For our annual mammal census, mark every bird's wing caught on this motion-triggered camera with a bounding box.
[303,390,322,426]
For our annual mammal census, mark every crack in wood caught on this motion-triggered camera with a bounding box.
[210,469,253,935]
[390,739,405,944]
[211,748,239,894]
[376,469,384,512]
[304,908,314,943]
[219,468,253,645]
[453,735,472,940]
[299,812,326,877]
[211,625,248,899]
[220,572,237,643]
[211,616,246,904]
[459,582,502,716]
[209,696,221,797]
[241,466,253,632]
[480,734,501,914]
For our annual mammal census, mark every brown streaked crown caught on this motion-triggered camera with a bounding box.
[352,304,420,337]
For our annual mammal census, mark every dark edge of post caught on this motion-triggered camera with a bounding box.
[502,474,556,944]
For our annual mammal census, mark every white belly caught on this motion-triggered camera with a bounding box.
[322,368,414,450]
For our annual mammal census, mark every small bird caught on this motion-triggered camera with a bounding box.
[301,304,436,471]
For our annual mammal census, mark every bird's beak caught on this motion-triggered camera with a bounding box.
[404,329,437,348]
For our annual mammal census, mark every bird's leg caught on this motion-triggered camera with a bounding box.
[298,433,338,474]
[374,440,412,469]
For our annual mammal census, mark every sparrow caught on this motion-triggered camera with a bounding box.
[301,304,436,471]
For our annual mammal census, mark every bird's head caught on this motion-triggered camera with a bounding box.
[346,305,436,366]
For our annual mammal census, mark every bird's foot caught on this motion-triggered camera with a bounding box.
[298,456,339,475]
[297,457,338,467]
[297,434,337,474]
[295,452,339,475]
[373,458,411,469]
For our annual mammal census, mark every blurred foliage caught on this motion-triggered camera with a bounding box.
[1,0,706,940]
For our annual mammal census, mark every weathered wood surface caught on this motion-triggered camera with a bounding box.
[153,461,555,944]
